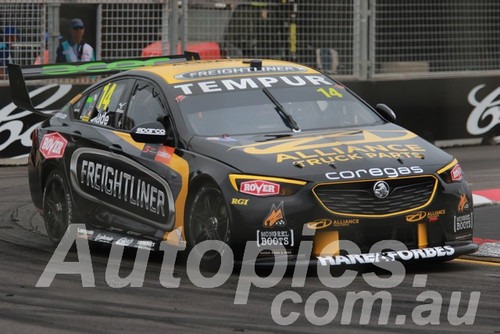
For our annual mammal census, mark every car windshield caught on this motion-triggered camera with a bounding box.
[176,80,383,136]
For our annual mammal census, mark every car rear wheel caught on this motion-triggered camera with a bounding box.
[43,170,73,245]
[186,183,232,267]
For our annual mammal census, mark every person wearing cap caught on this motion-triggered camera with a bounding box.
[56,18,95,63]
[0,26,20,78]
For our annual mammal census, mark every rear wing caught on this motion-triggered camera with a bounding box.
[8,52,200,117]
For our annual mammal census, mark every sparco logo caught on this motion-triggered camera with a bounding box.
[373,181,390,199]
[467,85,500,135]
[325,166,424,180]
[136,127,166,135]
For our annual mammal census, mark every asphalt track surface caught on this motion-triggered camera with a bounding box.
[0,144,499,333]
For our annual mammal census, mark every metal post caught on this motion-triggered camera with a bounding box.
[367,0,376,79]
[352,0,361,78]
[41,4,47,64]
[96,4,102,60]
[358,0,370,80]
[162,1,170,54]
[179,0,188,53]
[169,0,179,55]
[289,3,297,62]
[47,3,60,63]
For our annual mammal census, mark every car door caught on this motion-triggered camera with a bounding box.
[110,79,181,236]
[67,78,161,234]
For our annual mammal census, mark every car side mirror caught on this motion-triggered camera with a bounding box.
[131,121,167,144]
[376,104,397,123]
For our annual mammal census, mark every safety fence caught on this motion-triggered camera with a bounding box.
[0,3,45,69]
[371,1,500,77]
[1,0,499,81]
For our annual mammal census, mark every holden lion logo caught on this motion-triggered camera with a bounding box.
[373,181,390,199]
[263,202,286,228]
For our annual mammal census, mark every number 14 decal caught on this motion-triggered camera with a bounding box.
[97,83,117,110]
[316,87,343,98]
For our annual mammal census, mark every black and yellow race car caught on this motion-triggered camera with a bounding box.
[9,53,477,265]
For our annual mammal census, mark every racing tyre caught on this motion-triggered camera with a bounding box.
[43,170,73,245]
[186,183,232,268]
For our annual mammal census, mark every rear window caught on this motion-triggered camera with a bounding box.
[75,80,129,128]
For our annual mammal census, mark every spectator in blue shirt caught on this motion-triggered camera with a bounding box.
[0,26,20,78]
[56,18,95,63]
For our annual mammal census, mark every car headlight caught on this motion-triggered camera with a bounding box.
[438,159,463,183]
[228,174,307,196]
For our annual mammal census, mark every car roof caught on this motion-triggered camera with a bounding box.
[135,58,321,84]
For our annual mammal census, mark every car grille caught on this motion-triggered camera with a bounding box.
[313,176,437,216]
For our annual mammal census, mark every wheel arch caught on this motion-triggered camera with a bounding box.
[40,159,79,217]
[184,173,235,231]
[185,174,220,215]
[40,160,65,194]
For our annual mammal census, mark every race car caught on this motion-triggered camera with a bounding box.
[8,53,477,266]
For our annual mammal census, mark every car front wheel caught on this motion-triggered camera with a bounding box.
[186,183,232,267]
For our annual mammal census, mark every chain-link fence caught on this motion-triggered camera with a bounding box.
[208,1,356,76]
[101,2,166,59]
[1,0,499,82]
[371,0,500,77]
[0,2,45,79]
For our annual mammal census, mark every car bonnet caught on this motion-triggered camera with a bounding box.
[188,123,454,183]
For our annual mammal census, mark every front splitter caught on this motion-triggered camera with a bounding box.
[247,242,479,268]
